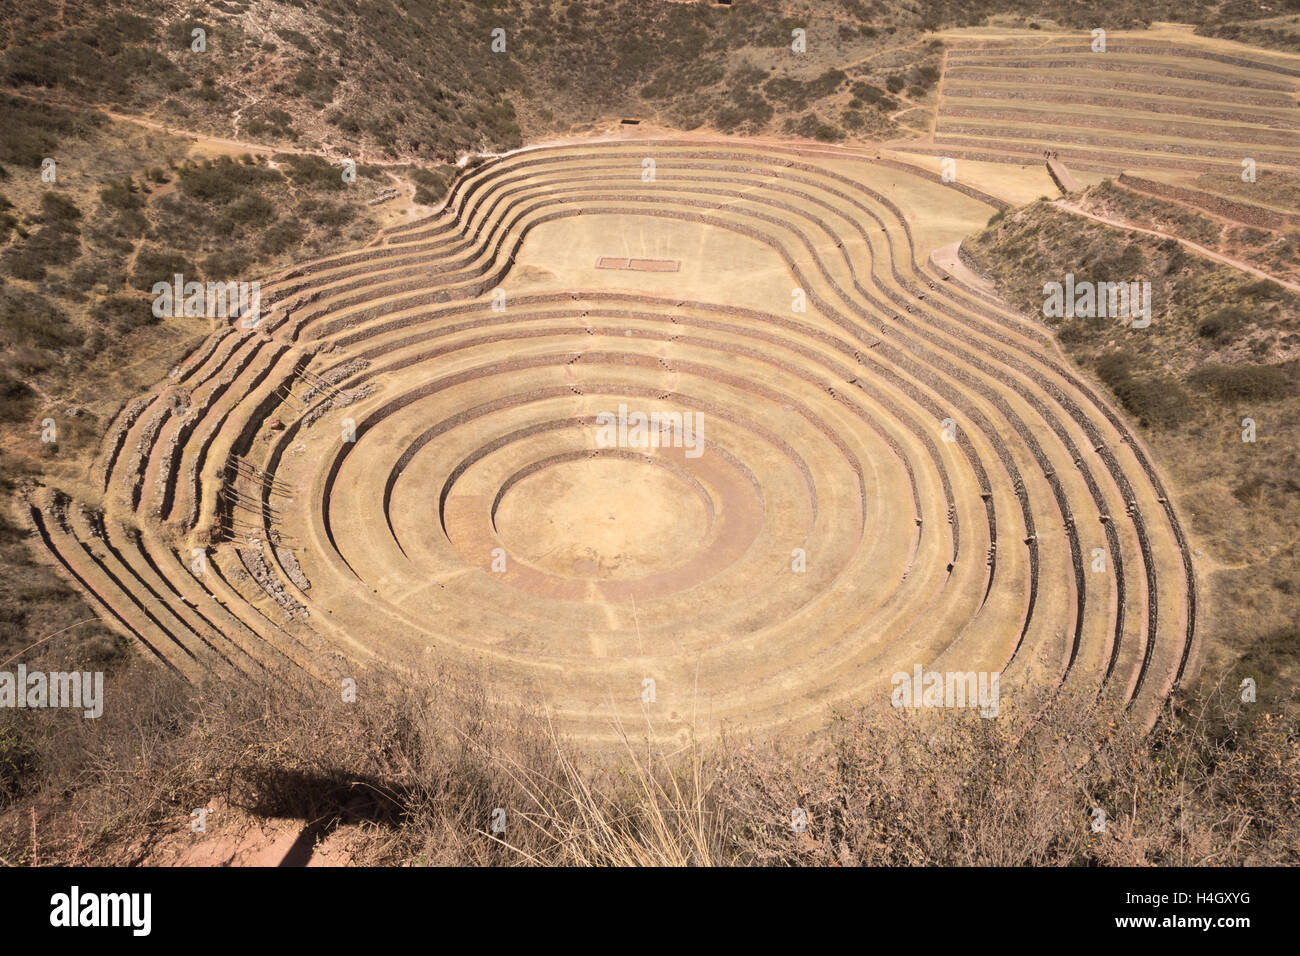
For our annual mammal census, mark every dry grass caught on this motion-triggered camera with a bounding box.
[1,650,1294,867]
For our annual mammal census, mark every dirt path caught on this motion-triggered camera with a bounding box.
[1053,199,1300,294]
[1,89,412,167]
[1116,175,1299,228]
[929,46,948,143]
[841,35,937,73]
[94,107,413,167]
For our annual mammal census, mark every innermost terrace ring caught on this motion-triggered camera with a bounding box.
[494,454,711,581]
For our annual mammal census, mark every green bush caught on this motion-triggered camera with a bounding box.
[177,156,281,204]
[0,194,13,240]
[301,200,355,228]
[1188,363,1295,403]
[99,177,143,214]
[201,249,252,280]
[275,28,315,52]
[409,165,458,206]
[260,219,305,256]
[245,108,296,140]
[131,247,196,290]
[715,88,773,132]
[0,94,101,169]
[814,122,845,142]
[275,154,346,192]
[0,372,34,424]
[69,257,126,294]
[1095,352,1192,429]
[37,192,80,227]
[90,293,156,333]
[227,194,277,227]
[1240,279,1284,300]
[1,193,81,281]
[1196,305,1253,345]
[0,287,80,352]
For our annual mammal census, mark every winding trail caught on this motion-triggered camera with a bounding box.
[1053,199,1300,294]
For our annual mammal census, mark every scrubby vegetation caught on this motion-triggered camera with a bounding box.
[4,0,1286,175]
[1077,180,1300,286]
[1093,351,1193,429]
[1081,180,1221,247]
[0,655,1293,866]
[0,123,391,423]
[1199,10,1300,51]
[20,0,1262,168]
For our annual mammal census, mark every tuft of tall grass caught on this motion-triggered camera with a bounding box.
[0,649,1294,867]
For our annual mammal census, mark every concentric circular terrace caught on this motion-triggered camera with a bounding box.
[28,140,1198,746]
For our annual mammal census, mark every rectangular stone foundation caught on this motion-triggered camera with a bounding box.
[595,256,681,272]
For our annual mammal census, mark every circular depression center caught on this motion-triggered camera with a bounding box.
[494,456,712,580]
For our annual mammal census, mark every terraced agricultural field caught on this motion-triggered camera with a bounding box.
[26,139,1197,747]
[901,23,1300,192]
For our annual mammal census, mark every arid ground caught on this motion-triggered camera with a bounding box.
[2,4,1298,866]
